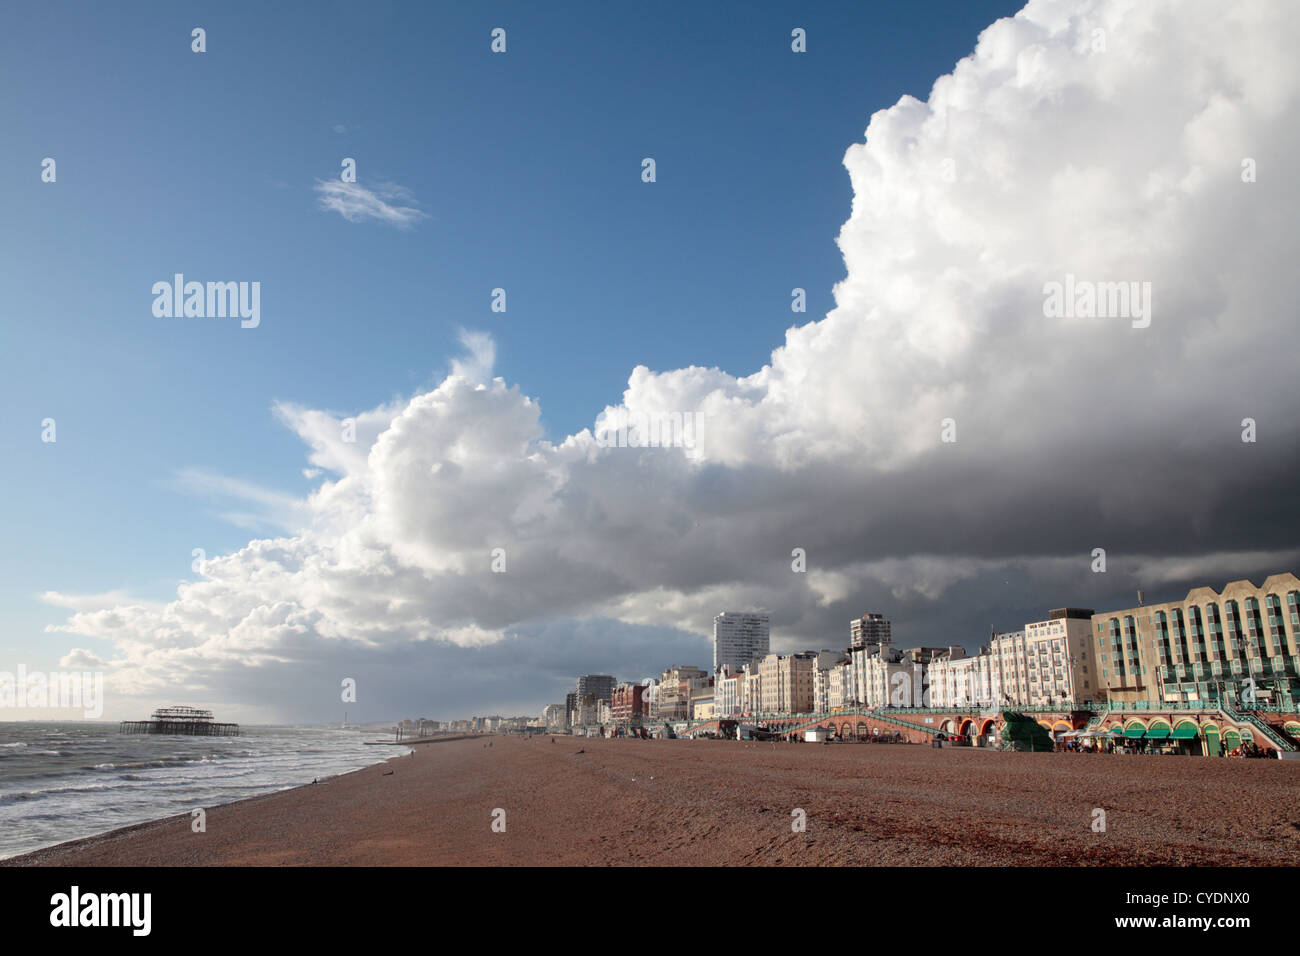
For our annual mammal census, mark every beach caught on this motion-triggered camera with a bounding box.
[5,735,1298,866]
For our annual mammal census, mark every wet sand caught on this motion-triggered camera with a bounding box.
[5,735,1298,866]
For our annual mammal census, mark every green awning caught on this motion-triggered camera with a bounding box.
[1171,723,1199,739]
[1145,725,1171,739]
[1124,725,1147,738]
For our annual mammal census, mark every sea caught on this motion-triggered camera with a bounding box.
[0,722,408,859]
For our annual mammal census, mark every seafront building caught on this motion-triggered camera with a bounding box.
[543,703,566,731]
[640,678,659,716]
[655,666,710,720]
[690,688,716,720]
[813,652,851,713]
[849,631,938,709]
[713,612,771,676]
[1092,573,1300,710]
[610,682,647,722]
[756,652,818,714]
[923,610,1096,709]
[989,629,1030,705]
[929,647,984,708]
[740,662,761,713]
[716,668,744,716]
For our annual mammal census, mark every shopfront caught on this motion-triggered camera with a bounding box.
[1170,720,1202,755]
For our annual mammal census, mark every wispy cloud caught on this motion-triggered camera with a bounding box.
[172,467,310,533]
[313,179,428,228]
[40,590,145,612]
[449,329,497,385]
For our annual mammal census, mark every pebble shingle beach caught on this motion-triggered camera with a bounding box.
[6,735,1298,866]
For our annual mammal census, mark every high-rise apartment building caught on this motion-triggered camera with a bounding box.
[576,674,616,702]
[850,613,891,650]
[713,612,771,676]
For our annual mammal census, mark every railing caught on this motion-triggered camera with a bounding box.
[675,701,1300,734]
[1107,700,1224,711]
[1219,706,1296,751]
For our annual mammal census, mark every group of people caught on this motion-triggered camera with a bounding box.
[1055,737,1277,757]
[1226,742,1271,758]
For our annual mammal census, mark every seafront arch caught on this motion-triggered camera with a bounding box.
[1202,722,1221,756]
[1121,719,1148,745]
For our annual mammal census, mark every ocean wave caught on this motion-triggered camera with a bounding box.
[0,782,123,806]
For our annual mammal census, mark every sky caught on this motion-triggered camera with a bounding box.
[2,0,1297,723]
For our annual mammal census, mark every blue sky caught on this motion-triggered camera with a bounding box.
[2,0,1022,672]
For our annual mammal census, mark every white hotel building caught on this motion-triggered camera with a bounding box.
[928,646,997,708]
[1023,609,1097,706]
[935,609,1097,709]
